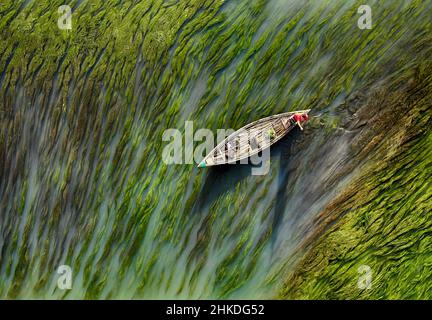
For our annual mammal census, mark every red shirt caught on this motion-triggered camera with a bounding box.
[293,114,303,122]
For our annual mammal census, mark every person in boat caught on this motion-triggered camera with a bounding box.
[291,113,309,130]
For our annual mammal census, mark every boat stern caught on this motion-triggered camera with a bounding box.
[197,160,207,168]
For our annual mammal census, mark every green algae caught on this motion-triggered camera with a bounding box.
[278,69,432,299]
[0,0,431,299]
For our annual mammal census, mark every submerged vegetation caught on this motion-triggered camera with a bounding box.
[279,65,432,299]
[0,0,431,298]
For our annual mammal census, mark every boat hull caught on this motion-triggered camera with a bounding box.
[198,109,310,167]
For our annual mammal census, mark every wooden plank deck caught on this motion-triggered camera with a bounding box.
[199,109,310,167]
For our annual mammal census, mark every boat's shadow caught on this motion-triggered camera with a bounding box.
[191,159,251,214]
[272,128,303,241]
[192,127,303,234]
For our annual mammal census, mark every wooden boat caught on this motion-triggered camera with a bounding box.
[198,109,310,167]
